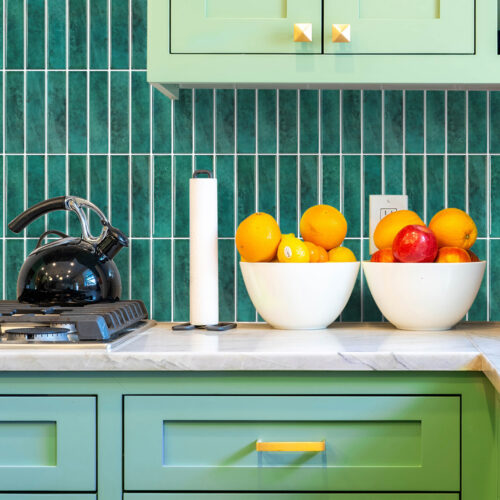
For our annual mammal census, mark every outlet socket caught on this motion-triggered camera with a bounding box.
[369,195,408,254]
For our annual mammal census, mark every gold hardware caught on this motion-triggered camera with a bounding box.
[294,23,313,43]
[256,441,325,452]
[332,24,351,43]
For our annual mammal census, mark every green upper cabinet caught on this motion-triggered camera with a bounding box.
[323,0,475,54]
[171,0,322,54]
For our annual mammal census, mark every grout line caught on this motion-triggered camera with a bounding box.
[276,90,280,226]
[170,95,175,322]
[2,0,5,299]
[487,90,491,321]
[149,82,154,317]
[339,89,343,322]
[254,90,258,322]
[191,88,195,173]
[444,90,448,208]
[65,0,69,234]
[318,90,322,204]
[128,0,132,300]
[360,89,364,322]
[402,90,406,194]
[106,0,112,227]
[381,90,385,195]
[297,90,301,237]
[423,90,428,223]
[233,89,238,322]
[43,0,48,238]
[23,0,27,259]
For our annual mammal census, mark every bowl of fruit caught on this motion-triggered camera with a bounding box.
[363,208,486,331]
[237,205,360,330]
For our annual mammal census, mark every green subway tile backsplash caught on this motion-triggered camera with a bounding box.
[1,2,500,322]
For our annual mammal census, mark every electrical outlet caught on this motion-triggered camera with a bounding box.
[369,195,408,255]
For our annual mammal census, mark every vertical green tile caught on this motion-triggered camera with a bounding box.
[491,156,500,236]
[447,156,466,211]
[114,249,130,300]
[237,155,255,223]
[6,0,23,69]
[111,72,129,153]
[279,155,298,234]
[468,91,487,154]
[362,239,382,320]
[90,0,108,69]
[131,0,147,69]
[6,71,24,153]
[152,239,171,321]
[447,91,466,154]
[174,89,192,153]
[426,91,445,154]
[26,71,45,153]
[321,90,340,154]
[363,90,382,154]
[110,156,130,235]
[131,71,150,153]
[6,240,24,300]
[300,155,318,215]
[47,71,66,154]
[69,0,87,69]
[27,156,45,238]
[237,90,256,154]
[217,155,235,237]
[195,155,213,176]
[27,0,45,69]
[257,90,276,154]
[322,156,340,210]
[341,239,361,322]
[279,90,298,154]
[131,239,150,312]
[68,71,87,154]
[219,239,235,323]
[174,155,191,237]
[258,156,276,216]
[47,156,66,233]
[363,156,382,237]
[468,155,487,237]
[405,155,424,219]
[299,90,318,154]
[490,91,500,152]
[491,240,500,320]
[89,156,108,235]
[131,156,150,237]
[384,90,403,154]
[111,0,129,69]
[173,239,189,322]
[89,71,108,153]
[405,90,424,153]
[426,155,445,223]
[68,156,87,235]
[48,0,66,69]
[343,156,361,237]
[153,88,171,153]
[467,238,487,321]
[216,90,235,153]
[6,156,24,236]
[237,265,255,321]
[153,156,171,238]
[384,155,403,194]
[195,89,214,154]
[341,90,361,154]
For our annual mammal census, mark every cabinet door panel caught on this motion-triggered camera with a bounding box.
[124,395,459,492]
[324,0,474,54]
[171,0,322,54]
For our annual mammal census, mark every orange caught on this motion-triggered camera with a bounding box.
[235,212,281,262]
[277,234,310,263]
[435,246,471,263]
[316,245,328,263]
[428,208,477,250]
[328,246,357,262]
[370,248,396,263]
[300,204,347,250]
[374,210,424,250]
[304,241,320,263]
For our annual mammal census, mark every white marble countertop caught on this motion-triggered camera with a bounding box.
[2,322,500,391]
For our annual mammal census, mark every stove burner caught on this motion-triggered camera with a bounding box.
[5,327,70,335]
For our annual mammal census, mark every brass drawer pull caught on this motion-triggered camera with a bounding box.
[294,23,313,42]
[256,440,325,452]
[332,24,351,43]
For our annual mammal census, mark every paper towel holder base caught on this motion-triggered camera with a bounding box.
[172,322,237,331]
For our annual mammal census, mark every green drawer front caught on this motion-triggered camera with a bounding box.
[0,397,96,491]
[0,496,96,500]
[124,396,459,492]
[124,495,459,500]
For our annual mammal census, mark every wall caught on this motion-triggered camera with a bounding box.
[1,0,499,322]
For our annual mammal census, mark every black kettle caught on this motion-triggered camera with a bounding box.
[8,196,128,306]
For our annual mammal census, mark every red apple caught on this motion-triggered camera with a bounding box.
[392,225,438,263]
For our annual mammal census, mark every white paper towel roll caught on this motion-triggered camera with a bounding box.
[189,176,219,326]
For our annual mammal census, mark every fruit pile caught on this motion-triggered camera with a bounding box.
[235,205,356,263]
[371,208,480,263]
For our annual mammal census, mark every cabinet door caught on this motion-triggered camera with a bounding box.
[324,0,474,54]
[0,397,96,491]
[170,0,322,54]
[124,495,459,499]
[124,395,459,492]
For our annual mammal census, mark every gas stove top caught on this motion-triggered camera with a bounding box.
[0,300,152,348]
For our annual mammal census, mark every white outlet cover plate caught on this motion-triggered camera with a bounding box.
[369,195,408,255]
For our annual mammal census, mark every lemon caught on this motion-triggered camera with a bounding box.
[277,234,310,263]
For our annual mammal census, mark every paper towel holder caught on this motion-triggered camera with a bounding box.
[172,169,236,332]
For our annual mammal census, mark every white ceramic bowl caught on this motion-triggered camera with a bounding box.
[240,262,360,330]
[362,261,486,331]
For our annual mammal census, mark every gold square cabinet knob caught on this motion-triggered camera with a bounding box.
[332,24,351,43]
[294,23,313,42]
